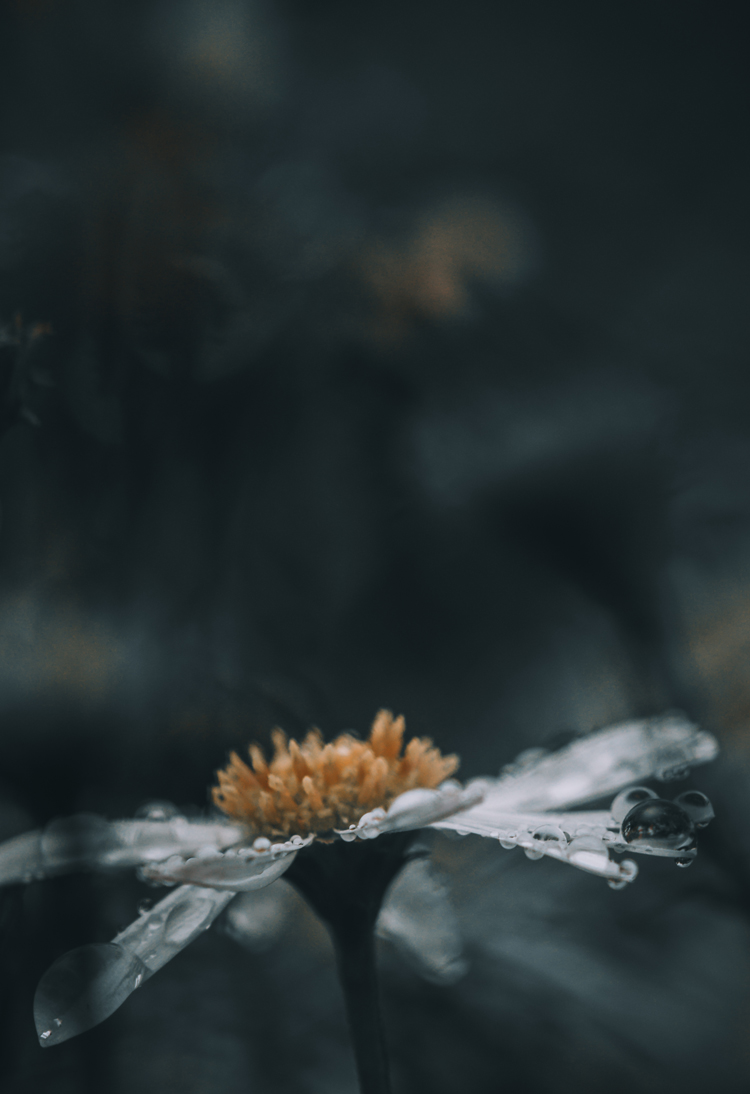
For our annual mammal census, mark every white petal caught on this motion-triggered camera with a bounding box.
[0,830,45,885]
[221,880,298,952]
[434,807,642,882]
[139,835,312,891]
[35,885,234,1046]
[480,714,718,812]
[377,858,467,984]
[336,780,487,840]
[0,814,246,885]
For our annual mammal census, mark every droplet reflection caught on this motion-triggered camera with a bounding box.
[610,786,657,823]
[621,799,695,849]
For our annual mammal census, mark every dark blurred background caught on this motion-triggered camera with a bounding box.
[1,1,750,1091]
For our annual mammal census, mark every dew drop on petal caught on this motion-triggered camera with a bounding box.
[499,837,517,850]
[134,801,181,822]
[610,786,658,823]
[163,893,219,945]
[252,837,271,851]
[567,835,611,873]
[34,943,149,1047]
[674,790,714,828]
[531,824,568,845]
[523,847,544,861]
[656,764,690,783]
[675,855,694,867]
[621,799,695,849]
[137,899,153,916]
[339,830,357,843]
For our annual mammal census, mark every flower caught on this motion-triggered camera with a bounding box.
[0,710,718,1048]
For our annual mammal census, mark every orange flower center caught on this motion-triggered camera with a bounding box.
[212,710,459,838]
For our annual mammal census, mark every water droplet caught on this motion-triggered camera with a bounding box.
[41,814,114,869]
[137,899,153,916]
[163,894,217,944]
[339,830,357,842]
[610,786,658,823]
[34,943,149,1047]
[675,857,694,868]
[621,799,695,850]
[608,878,627,890]
[567,836,611,874]
[523,847,544,860]
[513,747,548,768]
[135,801,181,822]
[252,837,271,852]
[656,765,690,783]
[531,824,568,845]
[499,837,517,849]
[674,790,714,828]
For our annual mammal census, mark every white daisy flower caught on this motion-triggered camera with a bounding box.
[0,708,717,1068]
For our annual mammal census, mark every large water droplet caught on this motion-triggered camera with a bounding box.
[523,847,544,860]
[498,837,517,849]
[34,944,149,1047]
[621,799,695,849]
[40,815,116,870]
[673,790,714,828]
[610,786,657,823]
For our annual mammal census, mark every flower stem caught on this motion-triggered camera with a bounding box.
[331,911,392,1094]
[285,834,415,1094]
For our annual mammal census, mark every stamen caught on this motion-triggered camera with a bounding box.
[212,710,459,838]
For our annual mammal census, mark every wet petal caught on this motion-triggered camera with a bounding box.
[377,858,467,984]
[0,814,245,886]
[481,714,718,812]
[35,884,234,1046]
[139,835,312,891]
[220,880,298,952]
[337,780,487,840]
[433,807,640,882]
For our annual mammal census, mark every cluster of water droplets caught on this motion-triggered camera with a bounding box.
[487,776,714,885]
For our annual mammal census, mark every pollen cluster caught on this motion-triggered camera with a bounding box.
[212,710,459,838]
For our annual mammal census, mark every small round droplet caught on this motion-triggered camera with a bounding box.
[621,799,695,850]
[531,824,568,845]
[608,878,627,891]
[674,790,714,828]
[610,786,658,823]
[513,747,548,768]
[675,857,693,868]
[523,847,544,861]
[499,836,517,850]
[656,765,690,783]
[252,837,271,852]
[135,801,181,822]
[137,898,153,916]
